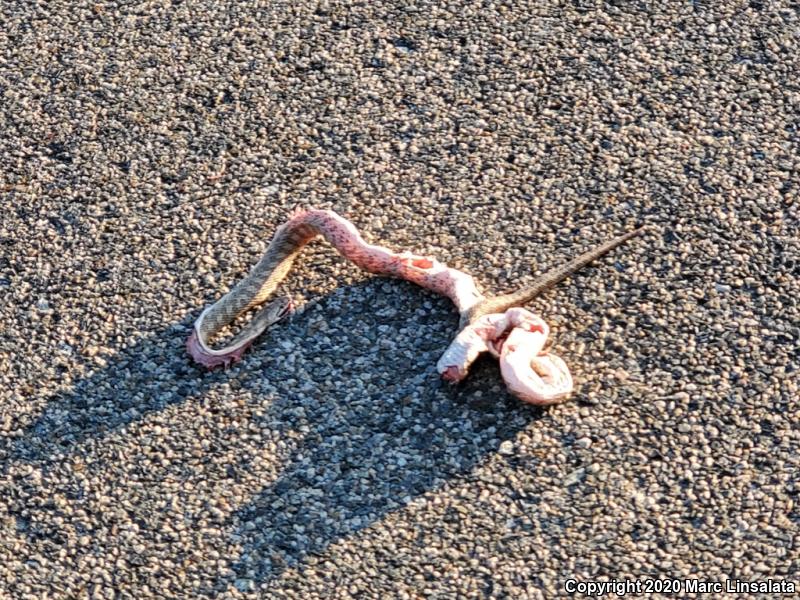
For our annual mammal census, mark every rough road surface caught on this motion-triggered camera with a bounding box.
[1,1,798,598]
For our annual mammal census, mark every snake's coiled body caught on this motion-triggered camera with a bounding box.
[188,209,643,405]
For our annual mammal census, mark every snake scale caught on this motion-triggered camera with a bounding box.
[188,209,644,404]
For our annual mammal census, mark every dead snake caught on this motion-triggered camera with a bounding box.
[187,209,643,404]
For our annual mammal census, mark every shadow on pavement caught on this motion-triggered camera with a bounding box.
[1,280,543,591]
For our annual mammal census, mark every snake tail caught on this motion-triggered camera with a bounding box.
[462,225,646,326]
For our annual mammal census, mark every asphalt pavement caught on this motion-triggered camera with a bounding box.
[1,1,798,598]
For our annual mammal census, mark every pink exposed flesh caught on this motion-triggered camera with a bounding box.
[435,308,573,405]
[186,330,254,369]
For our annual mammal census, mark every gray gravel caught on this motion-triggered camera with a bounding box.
[1,0,799,598]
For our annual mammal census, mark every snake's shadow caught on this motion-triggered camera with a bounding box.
[3,279,543,591]
[221,282,544,588]
[4,316,227,466]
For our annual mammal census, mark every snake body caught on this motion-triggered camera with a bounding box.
[188,209,643,404]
